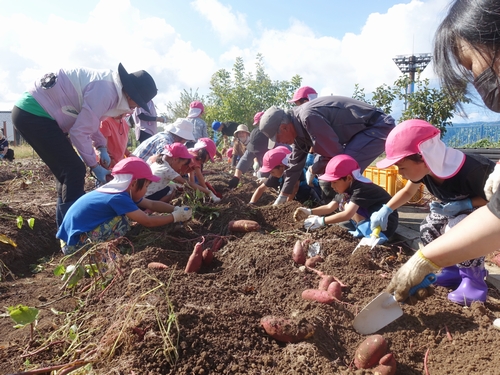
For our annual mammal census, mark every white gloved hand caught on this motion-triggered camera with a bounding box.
[256,177,267,184]
[303,215,325,230]
[209,191,221,203]
[172,206,192,222]
[273,195,287,206]
[253,160,260,172]
[385,250,440,303]
[484,163,500,200]
[306,166,315,186]
[294,207,312,221]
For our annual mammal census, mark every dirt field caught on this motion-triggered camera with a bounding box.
[1,158,500,375]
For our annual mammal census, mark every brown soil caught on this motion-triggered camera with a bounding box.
[1,159,500,375]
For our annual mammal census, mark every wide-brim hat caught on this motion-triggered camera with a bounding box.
[234,124,250,136]
[165,118,195,141]
[118,63,158,112]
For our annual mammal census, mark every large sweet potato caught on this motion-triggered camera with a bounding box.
[185,238,205,273]
[260,315,314,343]
[292,240,307,265]
[372,353,397,375]
[327,281,342,301]
[228,220,261,232]
[354,334,388,369]
[301,289,336,304]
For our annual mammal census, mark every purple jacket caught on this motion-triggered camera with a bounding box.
[30,67,133,167]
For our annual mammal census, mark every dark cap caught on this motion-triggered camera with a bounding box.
[118,63,157,111]
[258,106,286,141]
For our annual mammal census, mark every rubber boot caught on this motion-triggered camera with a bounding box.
[447,265,488,306]
[435,265,461,289]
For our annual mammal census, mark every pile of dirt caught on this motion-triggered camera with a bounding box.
[1,158,500,375]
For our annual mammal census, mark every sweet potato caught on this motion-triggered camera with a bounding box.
[318,275,335,291]
[354,334,388,369]
[301,289,336,304]
[147,262,168,269]
[211,237,225,252]
[202,249,214,265]
[260,315,314,343]
[305,255,324,268]
[228,220,261,232]
[185,237,205,273]
[327,281,342,301]
[292,240,307,265]
[372,353,397,375]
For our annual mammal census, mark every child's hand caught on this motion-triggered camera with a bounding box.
[294,207,312,221]
[304,215,325,230]
[172,206,192,222]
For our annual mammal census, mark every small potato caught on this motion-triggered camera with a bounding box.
[372,353,397,375]
[292,240,307,265]
[301,289,336,304]
[327,281,342,301]
[305,255,324,268]
[260,315,314,343]
[318,275,335,291]
[202,249,214,265]
[228,220,261,232]
[147,262,168,269]
[354,334,388,369]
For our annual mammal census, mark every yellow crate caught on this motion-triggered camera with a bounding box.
[363,166,425,204]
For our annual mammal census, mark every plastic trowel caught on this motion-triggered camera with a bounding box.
[352,226,382,254]
[352,273,436,335]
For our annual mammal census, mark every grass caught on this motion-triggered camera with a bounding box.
[10,144,40,160]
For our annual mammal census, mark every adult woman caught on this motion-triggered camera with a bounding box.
[386,0,500,303]
[12,63,157,227]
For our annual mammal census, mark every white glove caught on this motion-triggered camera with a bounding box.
[385,250,440,303]
[306,166,315,186]
[273,195,287,206]
[484,163,500,200]
[209,191,221,203]
[294,207,312,221]
[256,177,267,184]
[304,215,325,230]
[253,160,260,172]
[172,206,192,222]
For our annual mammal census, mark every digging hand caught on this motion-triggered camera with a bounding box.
[369,204,393,231]
[97,147,111,168]
[91,165,111,184]
[172,206,192,222]
[294,207,312,221]
[304,215,325,230]
[385,250,440,303]
[430,199,472,217]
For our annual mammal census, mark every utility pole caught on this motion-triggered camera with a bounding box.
[393,53,432,109]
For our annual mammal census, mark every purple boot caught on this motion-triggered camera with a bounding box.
[448,265,488,306]
[435,266,461,288]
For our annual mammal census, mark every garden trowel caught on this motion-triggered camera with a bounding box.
[352,226,382,254]
[352,273,436,335]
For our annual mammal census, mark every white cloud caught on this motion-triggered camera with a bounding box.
[191,0,251,44]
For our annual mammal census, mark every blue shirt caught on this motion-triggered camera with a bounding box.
[56,191,139,246]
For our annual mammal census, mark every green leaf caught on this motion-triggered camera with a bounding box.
[28,218,35,229]
[7,305,39,327]
[53,264,66,276]
[61,265,85,288]
[16,216,23,229]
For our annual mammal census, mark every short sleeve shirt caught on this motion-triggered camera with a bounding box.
[146,161,180,196]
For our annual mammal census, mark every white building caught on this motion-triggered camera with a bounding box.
[0,111,16,142]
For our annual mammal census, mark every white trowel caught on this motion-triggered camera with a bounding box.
[352,273,436,335]
[352,226,382,254]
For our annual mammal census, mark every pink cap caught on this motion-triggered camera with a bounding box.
[260,146,291,173]
[189,137,216,162]
[188,101,204,117]
[376,119,440,169]
[162,143,193,159]
[289,86,318,103]
[319,154,370,183]
[253,111,264,125]
[112,156,160,182]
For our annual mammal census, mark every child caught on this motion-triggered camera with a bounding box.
[99,115,131,168]
[295,154,398,243]
[57,157,192,255]
[371,119,494,306]
[185,138,221,203]
[249,146,311,205]
[231,124,251,168]
[0,130,14,161]
[145,143,194,202]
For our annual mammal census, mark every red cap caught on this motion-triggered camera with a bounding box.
[289,86,318,103]
[259,146,291,173]
[112,156,160,182]
[253,111,264,125]
[162,143,193,159]
[376,119,440,169]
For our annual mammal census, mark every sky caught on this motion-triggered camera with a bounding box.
[1,0,499,124]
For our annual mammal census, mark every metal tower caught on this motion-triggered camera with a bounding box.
[393,53,432,108]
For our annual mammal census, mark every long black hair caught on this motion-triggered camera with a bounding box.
[433,0,500,102]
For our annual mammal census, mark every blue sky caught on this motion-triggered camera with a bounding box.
[0,0,498,124]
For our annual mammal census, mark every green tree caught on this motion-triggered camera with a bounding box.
[165,88,205,121]
[352,73,470,136]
